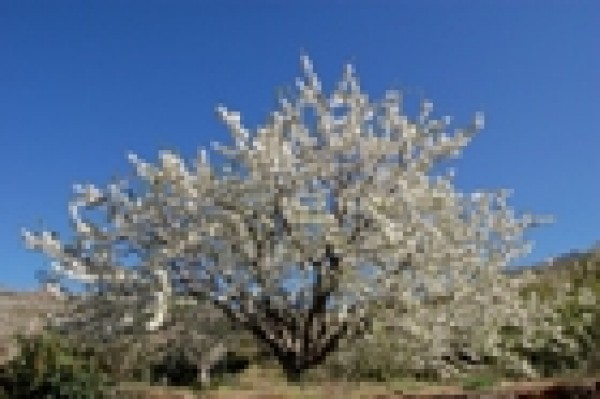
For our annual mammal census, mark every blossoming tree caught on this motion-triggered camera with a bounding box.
[23,56,583,381]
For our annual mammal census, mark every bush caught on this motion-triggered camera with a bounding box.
[209,350,251,382]
[0,331,115,399]
[149,346,199,387]
[147,341,251,389]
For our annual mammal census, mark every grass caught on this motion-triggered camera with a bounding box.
[109,372,600,399]
[460,374,498,391]
[108,348,600,398]
[111,363,497,399]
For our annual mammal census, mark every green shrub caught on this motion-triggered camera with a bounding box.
[0,331,115,399]
[210,350,251,379]
[149,346,199,387]
[461,374,497,391]
[147,342,251,390]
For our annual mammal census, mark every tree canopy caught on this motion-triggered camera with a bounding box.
[23,56,587,381]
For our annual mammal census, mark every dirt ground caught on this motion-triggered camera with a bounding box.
[110,373,600,399]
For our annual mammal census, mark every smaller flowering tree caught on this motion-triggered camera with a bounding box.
[23,55,588,381]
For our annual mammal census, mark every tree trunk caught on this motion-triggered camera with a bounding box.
[197,342,227,386]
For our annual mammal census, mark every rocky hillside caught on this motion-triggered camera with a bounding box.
[0,288,67,363]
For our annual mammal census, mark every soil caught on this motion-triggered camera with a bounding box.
[109,375,600,399]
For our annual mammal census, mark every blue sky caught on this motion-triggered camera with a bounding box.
[1,1,598,291]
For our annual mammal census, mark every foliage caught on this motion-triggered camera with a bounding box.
[323,249,599,383]
[49,289,247,386]
[0,331,115,399]
[145,338,251,389]
[23,54,584,382]
[461,373,497,391]
[504,247,600,377]
[149,345,199,386]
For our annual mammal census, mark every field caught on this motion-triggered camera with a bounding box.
[109,371,600,399]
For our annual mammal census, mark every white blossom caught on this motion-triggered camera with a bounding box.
[22,55,587,381]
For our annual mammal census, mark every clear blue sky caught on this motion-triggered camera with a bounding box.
[1,1,598,291]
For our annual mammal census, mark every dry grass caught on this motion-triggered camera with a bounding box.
[110,376,600,399]
[108,367,600,399]
[111,363,467,399]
